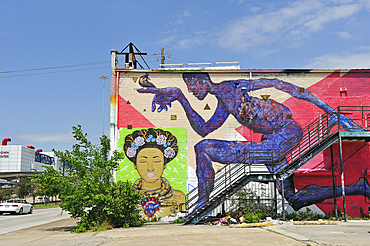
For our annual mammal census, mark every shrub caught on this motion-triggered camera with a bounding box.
[33,125,144,232]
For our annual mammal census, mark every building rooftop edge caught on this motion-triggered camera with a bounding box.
[114,68,370,73]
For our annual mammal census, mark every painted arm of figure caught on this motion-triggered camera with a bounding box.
[243,78,363,132]
[137,87,230,137]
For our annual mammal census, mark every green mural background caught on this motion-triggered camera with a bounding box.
[117,128,188,194]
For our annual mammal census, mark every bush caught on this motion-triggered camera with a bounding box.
[229,187,276,222]
[144,216,161,223]
[172,217,184,223]
[360,207,369,219]
[33,125,145,232]
[283,211,326,221]
[243,211,261,223]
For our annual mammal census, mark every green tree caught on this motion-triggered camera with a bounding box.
[34,165,61,202]
[0,187,15,202]
[29,183,42,204]
[16,177,33,199]
[32,125,144,232]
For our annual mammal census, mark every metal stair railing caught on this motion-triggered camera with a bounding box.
[185,150,273,223]
[275,106,370,177]
[271,112,331,175]
[184,151,274,224]
[184,112,331,222]
[183,106,370,223]
[184,111,331,220]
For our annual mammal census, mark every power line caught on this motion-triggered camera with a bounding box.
[169,54,213,63]
[0,53,215,78]
[0,65,109,78]
[0,60,110,74]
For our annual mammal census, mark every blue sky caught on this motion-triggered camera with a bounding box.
[1,0,370,152]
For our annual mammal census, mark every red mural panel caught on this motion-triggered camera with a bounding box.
[117,95,155,129]
[287,71,370,217]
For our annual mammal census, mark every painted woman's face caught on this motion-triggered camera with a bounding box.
[136,148,165,182]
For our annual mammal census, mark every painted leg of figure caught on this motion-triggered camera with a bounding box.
[194,138,279,204]
[278,176,370,211]
[193,139,244,206]
[192,122,302,213]
[194,141,215,207]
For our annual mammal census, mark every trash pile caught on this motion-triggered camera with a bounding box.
[206,215,282,228]
[207,215,238,226]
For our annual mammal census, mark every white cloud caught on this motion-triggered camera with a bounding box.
[365,0,370,8]
[17,132,74,144]
[174,10,191,25]
[359,45,370,50]
[249,6,260,12]
[174,37,202,50]
[335,31,352,39]
[303,3,361,32]
[156,36,178,46]
[218,0,363,50]
[230,0,246,4]
[305,52,370,68]
[184,10,191,17]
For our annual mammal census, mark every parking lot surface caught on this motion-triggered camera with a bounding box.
[1,218,370,245]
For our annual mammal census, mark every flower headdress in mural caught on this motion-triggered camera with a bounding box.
[123,128,180,217]
[124,128,178,165]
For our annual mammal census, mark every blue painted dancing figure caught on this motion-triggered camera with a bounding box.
[137,72,370,211]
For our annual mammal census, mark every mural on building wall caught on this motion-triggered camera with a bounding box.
[135,72,370,214]
[283,70,370,217]
[117,128,187,219]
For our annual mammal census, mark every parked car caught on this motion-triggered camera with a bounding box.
[36,197,50,203]
[0,198,33,215]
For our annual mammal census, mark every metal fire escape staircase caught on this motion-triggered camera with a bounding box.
[184,106,370,224]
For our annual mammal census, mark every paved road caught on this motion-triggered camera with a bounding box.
[0,207,70,235]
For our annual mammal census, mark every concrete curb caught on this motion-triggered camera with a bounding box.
[266,227,312,244]
[293,221,337,225]
[229,222,273,228]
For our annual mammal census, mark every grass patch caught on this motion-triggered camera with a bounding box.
[92,221,113,234]
[33,202,61,209]
[172,217,184,223]
[144,216,161,223]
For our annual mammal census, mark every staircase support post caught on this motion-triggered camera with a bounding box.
[337,107,347,222]
[273,181,278,217]
[330,145,339,220]
[339,134,347,221]
[281,179,285,221]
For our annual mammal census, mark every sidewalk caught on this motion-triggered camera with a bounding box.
[269,220,370,245]
[1,218,370,245]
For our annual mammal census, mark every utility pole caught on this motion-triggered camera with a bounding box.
[161,48,165,66]
[99,75,109,136]
[156,48,170,68]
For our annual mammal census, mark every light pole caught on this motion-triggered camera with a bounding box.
[99,75,109,135]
